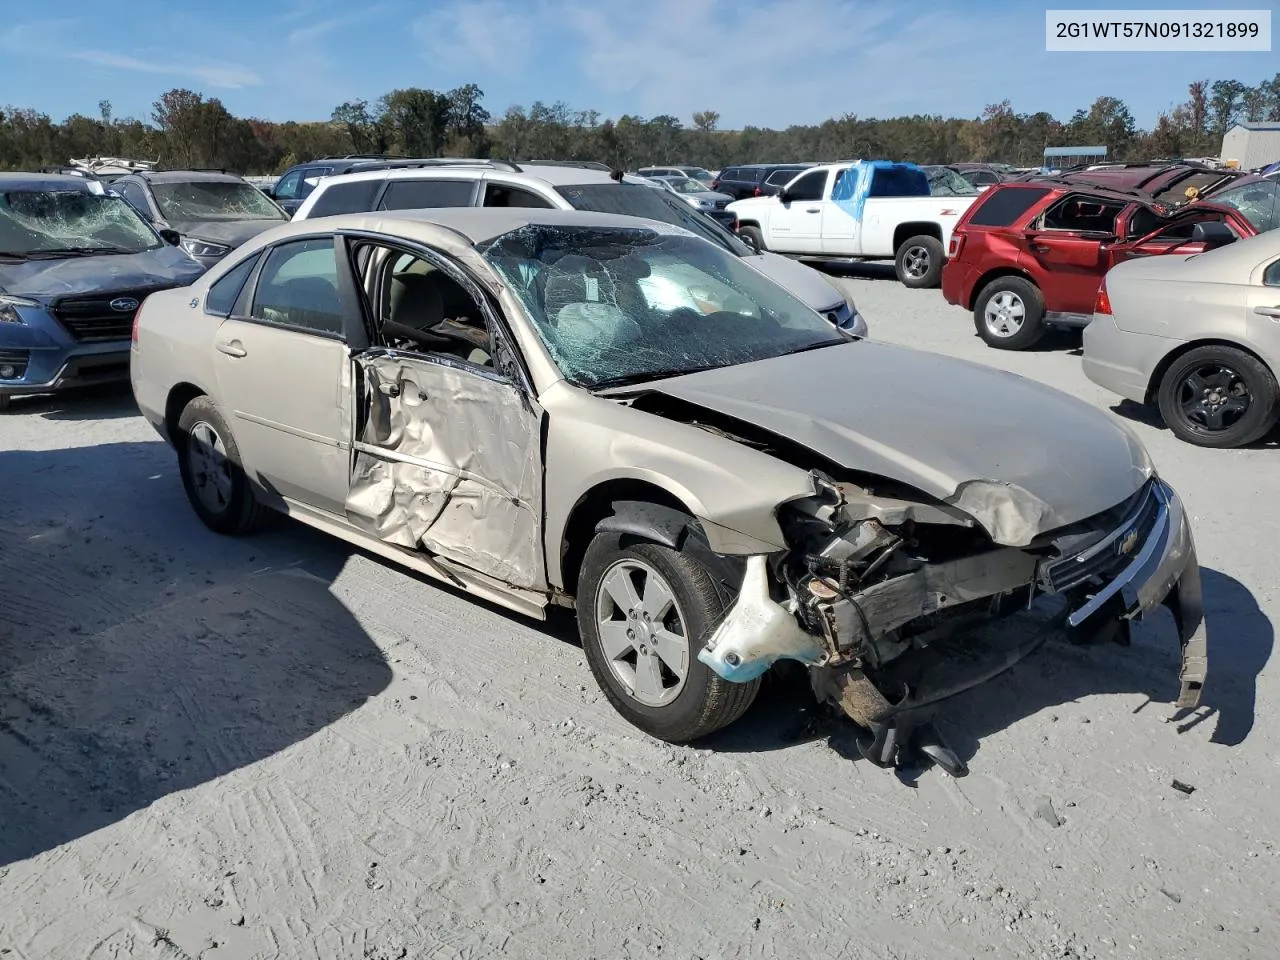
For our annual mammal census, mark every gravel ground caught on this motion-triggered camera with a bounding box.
[1,268,1276,959]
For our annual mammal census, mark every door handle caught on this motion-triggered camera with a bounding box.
[806,207,821,213]
[1254,306,1280,319]
[378,381,401,398]
[216,340,247,358]
[1030,243,1051,254]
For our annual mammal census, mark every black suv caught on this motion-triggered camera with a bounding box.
[711,164,814,200]
[267,154,406,215]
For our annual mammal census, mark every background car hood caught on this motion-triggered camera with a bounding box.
[741,251,846,311]
[0,245,205,299]
[644,341,1150,544]
[167,218,284,248]
[695,190,734,203]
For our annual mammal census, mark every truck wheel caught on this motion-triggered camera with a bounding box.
[1156,345,1279,448]
[895,235,944,288]
[577,531,760,743]
[176,395,268,535]
[739,225,766,252]
[974,277,1046,350]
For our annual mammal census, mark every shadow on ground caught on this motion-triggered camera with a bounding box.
[706,567,1270,773]
[0,441,391,866]
[1,382,140,422]
[1111,399,1280,448]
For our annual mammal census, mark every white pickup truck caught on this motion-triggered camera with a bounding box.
[728,161,979,288]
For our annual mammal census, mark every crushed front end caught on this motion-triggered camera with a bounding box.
[697,474,1208,773]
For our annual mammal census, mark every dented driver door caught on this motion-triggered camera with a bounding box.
[341,238,546,592]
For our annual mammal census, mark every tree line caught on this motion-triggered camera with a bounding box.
[1,74,1277,177]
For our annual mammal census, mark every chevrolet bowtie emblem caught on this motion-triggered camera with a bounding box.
[1118,529,1139,556]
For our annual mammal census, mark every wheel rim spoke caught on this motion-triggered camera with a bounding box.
[597,620,634,661]
[601,566,641,613]
[639,574,675,622]
[652,628,688,677]
[633,650,664,700]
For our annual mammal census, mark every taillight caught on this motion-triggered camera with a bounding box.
[131,311,140,346]
[711,180,720,190]
[753,186,762,196]
[1094,280,1112,315]
[949,232,965,258]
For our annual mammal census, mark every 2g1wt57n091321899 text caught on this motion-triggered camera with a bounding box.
[1045,9,1271,51]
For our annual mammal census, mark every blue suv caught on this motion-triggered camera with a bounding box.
[0,173,206,410]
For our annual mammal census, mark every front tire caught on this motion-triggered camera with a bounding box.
[1156,345,1279,448]
[176,395,267,535]
[974,276,1046,350]
[895,235,944,288]
[577,532,759,743]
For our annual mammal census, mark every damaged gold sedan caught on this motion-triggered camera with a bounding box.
[132,208,1207,774]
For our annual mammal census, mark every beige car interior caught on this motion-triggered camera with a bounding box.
[374,251,493,367]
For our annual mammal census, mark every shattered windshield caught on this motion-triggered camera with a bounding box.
[1209,179,1279,234]
[554,183,751,256]
[151,180,287,222]
[924,166,979,197]
[0,190,161,256]
[480,225,846,389]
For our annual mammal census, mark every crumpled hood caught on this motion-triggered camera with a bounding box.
[645,341,1151,545]
[166,218,283,249]
[0,245,206,299]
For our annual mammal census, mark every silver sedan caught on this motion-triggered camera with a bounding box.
[1084,226,1280,448]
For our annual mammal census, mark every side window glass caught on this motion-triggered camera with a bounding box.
[786,170,827,202]
[368,246,498,370]
[298,167,332,200]
[205,253,261,316]
[251,238,343,337]
[273,170,302,201]
[1042,196,1123,234]
[1264,259,1280,287]
[307,179,381,217]
[380,179,475,210]
[483,184,554,209]
[120,182,151,217]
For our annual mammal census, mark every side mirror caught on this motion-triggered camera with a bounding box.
[159,228,182,246]
[1190,220,1235,248]
[777,189,792,203]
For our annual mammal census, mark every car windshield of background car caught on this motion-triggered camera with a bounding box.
[1210,180,1280,235]
[556,183,751,256]
[479,225,845,388]
[0,190,161,256]
[152,181,288,222]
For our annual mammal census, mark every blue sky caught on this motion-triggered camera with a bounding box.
[1,0,1274,129]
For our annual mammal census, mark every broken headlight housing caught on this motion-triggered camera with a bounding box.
[0,295,36,324]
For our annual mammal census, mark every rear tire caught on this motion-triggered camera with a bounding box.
[1156,345,1279,448]
[577,530,759,743]
[974,276,1046,350]
[739,225,765,252]
[176,395,267,535]
[895,235,944,288]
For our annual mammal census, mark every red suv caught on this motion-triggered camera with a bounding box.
[941,180,1259,350]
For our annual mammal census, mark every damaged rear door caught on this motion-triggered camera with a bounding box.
[340,235,547,590]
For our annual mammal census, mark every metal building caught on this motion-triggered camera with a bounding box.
[1043,145,1108,169]
[1221,122,1280,171]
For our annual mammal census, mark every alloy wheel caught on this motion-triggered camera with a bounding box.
[187,420,234,514]
[1177,363,1251,433]
[984,291,1026,338]
[594,559,691,707]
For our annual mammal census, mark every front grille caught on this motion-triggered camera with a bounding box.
[713,200,729,209]
[1043,484,1160,593]
[0,348,29,379]
[52,288,169,342]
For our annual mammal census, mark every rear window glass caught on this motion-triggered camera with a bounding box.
[866,167,930,198]
[1211,179,1280,234]
[307,179,382,217]
[379,179,474,210]
[204,253,260,316]
[967,187,1052,226]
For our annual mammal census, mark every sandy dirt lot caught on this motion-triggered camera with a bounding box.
[1,271,1276,959]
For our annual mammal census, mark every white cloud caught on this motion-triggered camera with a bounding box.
[413,0,540,76]
[69,51,262,89]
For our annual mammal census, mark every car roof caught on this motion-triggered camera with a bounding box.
[308,161,650,190]
[132,170,248,183]
[279,207,687,245]
[0,172,99,192]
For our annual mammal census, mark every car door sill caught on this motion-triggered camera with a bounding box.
[278,496,550,620]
